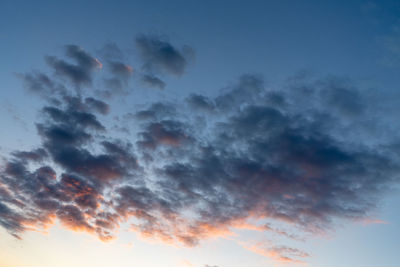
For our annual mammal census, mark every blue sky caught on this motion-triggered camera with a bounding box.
[0,1,400,267]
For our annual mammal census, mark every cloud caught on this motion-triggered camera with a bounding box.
[11,148,48,163]
[130,102,176,121]
[137,120,192,149]
[99,60,133,98]
[56,204,94,232]
[46,45,102,87]
[1,41,400,266]
[135,34,193,75]
[0,202,25,238]
[17,72,66,96]
[215,74,264,111]
[108,61,133,78]
[186,94,215,112]
[19,35,191,103]
[242,241,310,263]
[141,74,166,89]
[84,97,110,115]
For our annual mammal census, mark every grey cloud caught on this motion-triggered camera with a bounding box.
[135,34,193,75]
[102,78,126,96]
[56,204,94,232]
[85,97,110,115]
[101,61,133,97]
[1,41,400,265]
[108,61,133,78]
[215,74,264,111]
[318,77,365,116]
[131,102,176,121]
[18,72,66,96]
[11,148,48,163]
[46,45,101,87]
[137,120,192,150]
[96,44,134,98]
[0,202,25,238]
[186,94,215,112]
[141,74,166,89]
[42,106,105,131]
[65,45,101,70]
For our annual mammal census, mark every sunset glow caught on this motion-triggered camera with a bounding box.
[1,1,400,267]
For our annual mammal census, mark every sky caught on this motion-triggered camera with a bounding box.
[0,1,400,267]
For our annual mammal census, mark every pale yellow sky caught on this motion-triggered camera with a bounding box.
[0,223,275,267]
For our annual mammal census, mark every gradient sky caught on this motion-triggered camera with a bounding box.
[1,1,400,267]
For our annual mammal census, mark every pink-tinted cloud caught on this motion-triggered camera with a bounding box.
[1,39,400,266]
[241,241,310,264]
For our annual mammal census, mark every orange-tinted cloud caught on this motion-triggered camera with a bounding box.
[241,241,309,264]
[1,40,400,267]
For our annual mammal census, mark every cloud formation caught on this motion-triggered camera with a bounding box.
[141,74,166,89]
[46,45,102,87]
[1,39,399,265]
[135,34,193,76]
[242,241,310,264]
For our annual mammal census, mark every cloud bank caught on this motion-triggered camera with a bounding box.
[1,37,399,264]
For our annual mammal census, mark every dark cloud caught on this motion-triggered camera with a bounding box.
[135,34,193,75]
[17,72,66,96]
[101,78,127,97]
[19,35,192,105]
[1,41,400,265]
[318,76,365,116]
[97,60,133,98]
[186,94,215,112]
[137,120,192,149]
[46,45,102,87]
[0,97,138,240]
[33,94,138,185]
[84,97,110,115]
[42,106,105,131]
[54,141,140,182]
[108,61,133,78]
[141,74,166,89]
[0,204,28,239]
[37,123,92,146]
[64,45,102,70]
[56,204,94,232]
[95,43,136,98]
[11,148,48,163]
[215,74,264,111]
[58,173,100,209]
[130,102,176,121]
